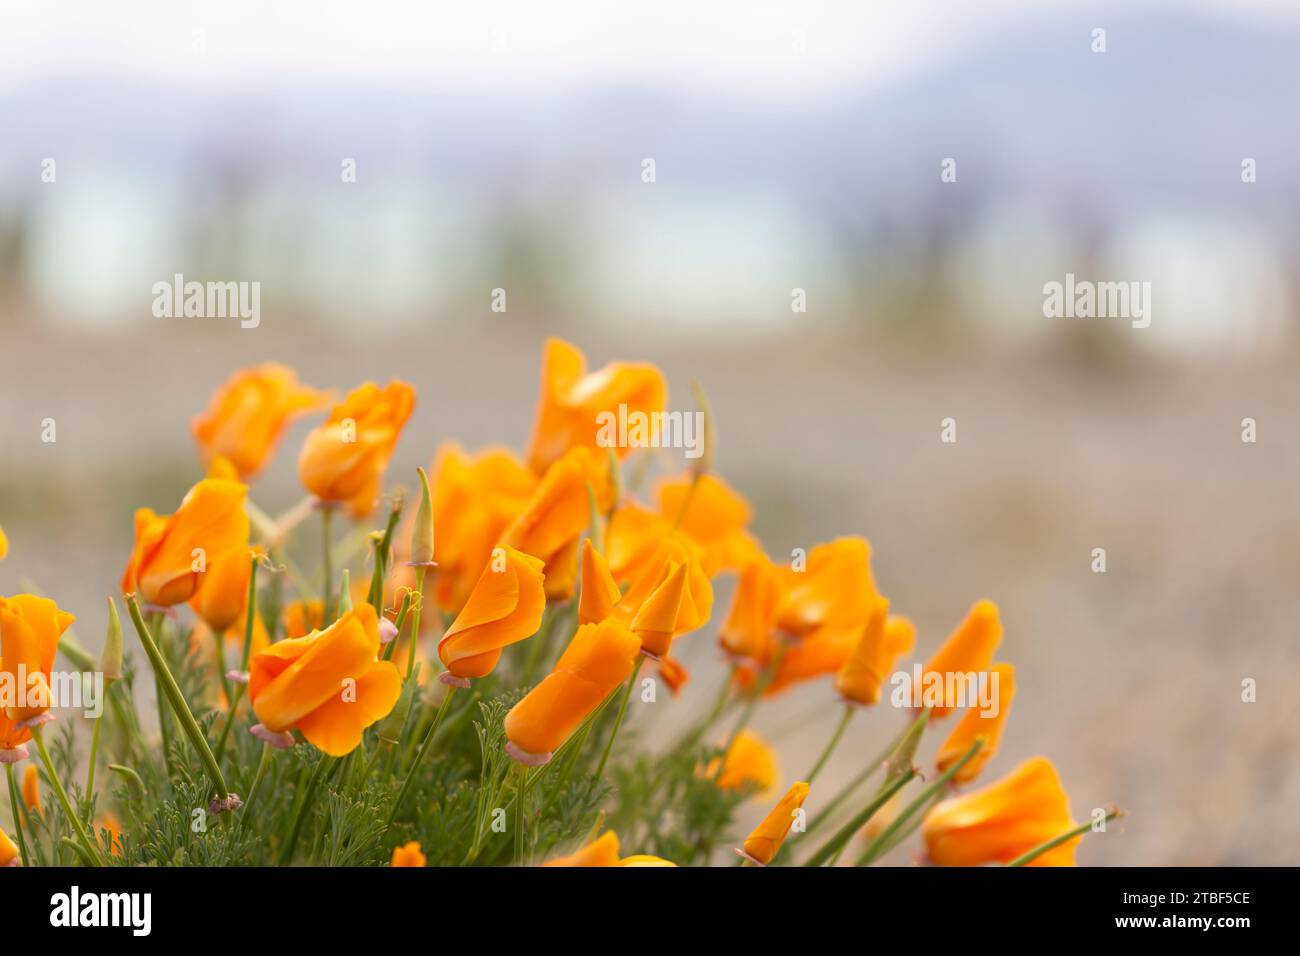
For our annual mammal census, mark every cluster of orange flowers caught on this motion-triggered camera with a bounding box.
[0,338,1112,868]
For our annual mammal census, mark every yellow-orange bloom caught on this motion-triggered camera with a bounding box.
[249,604,401,757]
[618,537,712,658]
[505,619,640,758]
[921,600,1003,718]
[189,547,259,634]
[618,854,677,867]
[775,537,877,641]
[21,764,40,816]
[835,601,915,707]
[120,477,249,607]
[420,444,536,614]
[390,841,427,867]
[657,656,689,697]
[923,757,1078,867]
[543,830,622,867]
[525,337,667,474]
[577,538,621,626]
[735,622,861,697]
[655,473,762,575]
[504,447,610,601]
[935,662,1015,784]
[0,594,76,723]
[297,380,415,511]
[0,826,17,866]
[191,363,326,479]
[98,812,123,857]
[742,781,810,865]
[719,556,784,662]
[604,504,671,584]
[281,600,325,640]
[0,526,8,562]
[709,729,778,793]
[437,547,546,680]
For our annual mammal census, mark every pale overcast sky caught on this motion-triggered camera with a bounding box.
[3,0,1299,98]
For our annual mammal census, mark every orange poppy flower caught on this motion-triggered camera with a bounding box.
[735,618,863,697]
[297,380,415,511]
[617,536,712,658]
[0,827,17,867]
[120,477,249,607]
[708,729,778,793]
[775,537,877,642]
[921,600,1003,718]
[742,782,810,865]
[504,447,610,601]
[604,504,671,584]
[923,757,1078,867]
[834,601,916,707]
[542,830,622,867]
[655,473,762,575]
[21,764,40,816]
[656,656,689,697]
[0,526,8,562]
[98,811,124,857]
[525,337,667,474]
[191,363,327,479]
[282,600,325,639]
[0,594,76,723]
[249,604,401,757]
[504,618,640,758]
[390,841,427,867]
[719,556,784,662]
[189,546,260,634]
[437,547,546,680]
[935,662,1016,784]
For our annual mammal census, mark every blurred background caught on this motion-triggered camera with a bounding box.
[2,0,1298,865]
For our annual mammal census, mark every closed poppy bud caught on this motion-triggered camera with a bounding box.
[657,656,689,697]
[775,537,877,640]
[249,604,401,757]
[505,619,640,759]
[438,547,546,680]
[0,594,76,722]
[719,557,783,662]
[505,447,610,601]
[22,763,40,816]
[526,337,667,474]
[390,841,426,867]
[935,663,1015,784]
[656,473,761,576]
[410,466,436,566]
[923,756,1078,867]
[0,827,18,866]
[741,781,810,865]
[922,600,1003,718]
[578,538,621,626]
[99,596,124,684]
[542,830,622,867]
[189,547,257,634]
[707,729,778,793]
[835,600,914,707]
[619,854,678,867]
[192,363,326,480]
[298,380,416,508]
[620,538,712,658]
[121,477,249,607]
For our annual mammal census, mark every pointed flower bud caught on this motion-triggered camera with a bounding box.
[740,781,810,865]
[99,596,124,684]
[688,380,715,479]
[578,539,621,626]
[409,466,436,566]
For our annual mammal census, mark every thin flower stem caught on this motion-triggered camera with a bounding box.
[404,566,427,683]
[214,556,259,763]
[320,505,336,619]
[235,743,274,839]
[717,644,787,770]
[670,664,736,755]
[5,763,30,867]
[126,595,230,801]
[382,591,413,662]
[804,705,855,786]
[1007,809,1123,867]
[803,764,916,867]
[32,728,102,866]
[854,736,985,867]
[385,682,456,830]
[84,710,105,820]
[800,740,891,840]
[278,752,330,865]
[592,656,644,785]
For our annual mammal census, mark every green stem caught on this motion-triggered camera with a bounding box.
[278,753,329,865]
[404,566,427,684]
[804,705,855,786]
[803,764,915,867]
[1007,809,1122,867]
[5,763,30,867]
[717,645,787,769]
[592,656,644,785]
[214,556,259,763]
[126,595,229,800]
[84,710,105,820]
[321,505,334,619]
[235,744,274,838]
[854,736,985,867]
[32,728,102,866]
[670,664,736,755]
[385,683,456,829]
